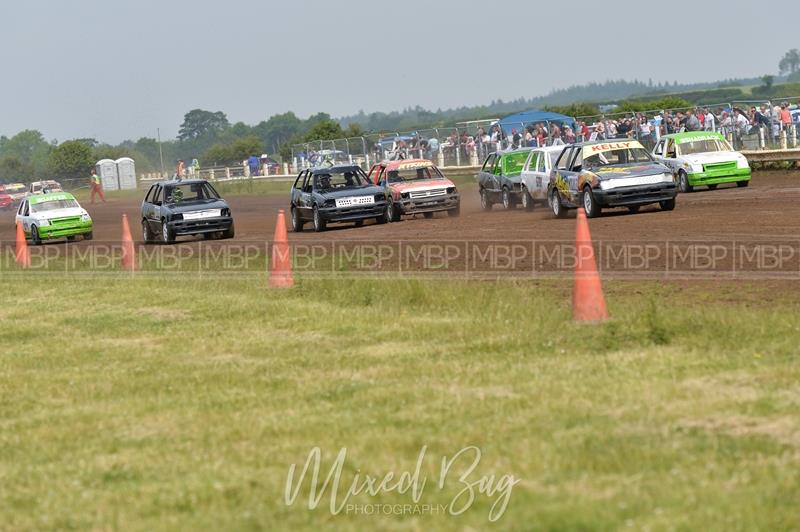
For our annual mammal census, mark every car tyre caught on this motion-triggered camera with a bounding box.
[707,184,717,190]
[291,207,304,233]
[480,188,493,211]
[737,180,749,188]
[84,231,93,241]
[678,170,693,193]
[222,223,235,239]
[627,205,640,214]
[142,219,154,244]
[521,187,534,211]
[66,235,76,242]
[582,186,601,218]
[659,198,676,211]
[313,206,326,232]
[550,188,568,219]
[447,204,461,217]
[387,200,401,222]
[161,220,175,244]
[502,187,515,210]
[31,225,42,245]
[423,212,434,219]
[354,220,364,227]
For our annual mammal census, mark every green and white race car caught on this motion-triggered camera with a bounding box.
[15,192,93,244]
[652,131,751,192]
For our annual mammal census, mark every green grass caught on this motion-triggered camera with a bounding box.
[1,277,799,530]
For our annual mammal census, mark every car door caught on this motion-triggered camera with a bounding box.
[663,138,679,172]
[532,150,549,199]
[16,199,29,232]
[478,153,496,193]
[144,185,163,231]
[552,146,579,204]
[298,171,314,219]
[520,150,539,195]
[291,170,306,215]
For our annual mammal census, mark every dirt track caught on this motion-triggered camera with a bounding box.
[3,170,800,278]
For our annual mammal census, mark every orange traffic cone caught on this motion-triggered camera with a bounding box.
[121,214,136,272]
[269,209,293,288]
[15,221,30,268]
[573,208,608,321]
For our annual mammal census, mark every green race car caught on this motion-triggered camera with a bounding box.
[652,131,751,192]
[15,192,93,244]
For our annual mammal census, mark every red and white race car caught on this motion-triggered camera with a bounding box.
[367,159,460,221]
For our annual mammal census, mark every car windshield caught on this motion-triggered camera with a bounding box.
[386,165,442,183]
[314,169,368,190]
[31,199,79,212]
[679,139,732,155]
[584,147,653,168]
[164,182,220,203]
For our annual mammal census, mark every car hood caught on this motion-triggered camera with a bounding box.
[683,152,743,165]
[589,162,670,180]
[389,178,455,193]
[165,199,229,212]
[316,185,383,199]
[33,207,88,220]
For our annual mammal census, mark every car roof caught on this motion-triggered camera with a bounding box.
[28,192,75,204]
[662,131,724,140]
[380,159,434,170]
[309,165,362,175]
[152,179,209,186]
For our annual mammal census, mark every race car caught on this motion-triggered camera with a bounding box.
[2,183,28,204]
[290,165,386,232]
[548,140,677,218]
[29,180,63,195]
[652,131,751,192]
[478,148,534,210]
[0,190,13,210]
[367,159,459,221]
[141,179,234,243]
[15,192,93,244]
[519,145,566,210]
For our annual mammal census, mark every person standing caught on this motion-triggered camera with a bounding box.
[90,169,106,204]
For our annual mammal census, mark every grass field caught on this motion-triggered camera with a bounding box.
[1,276,799,530]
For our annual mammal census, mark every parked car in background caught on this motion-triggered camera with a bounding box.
[290,165,386,232]
[0,190,14,210]
[519,145,566,210]
[308,149,350,168]
[141,179,234,243]
[477,148,534,210]
[548,140,677,218]
[652,131,751,192]
[367,159,459,221]
[15,192,93,244]
[29,180,63,195]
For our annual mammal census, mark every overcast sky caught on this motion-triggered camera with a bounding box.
[1,0,797,143]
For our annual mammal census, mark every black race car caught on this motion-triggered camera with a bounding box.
[141,179,234,243]
[290,165,387,232]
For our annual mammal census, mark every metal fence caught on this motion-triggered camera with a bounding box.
[288,97,800,174]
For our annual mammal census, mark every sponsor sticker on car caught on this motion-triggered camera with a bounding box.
[335,196,375,208]
[183,209,222,220]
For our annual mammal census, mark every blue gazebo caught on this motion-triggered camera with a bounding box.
[497,110,576,133]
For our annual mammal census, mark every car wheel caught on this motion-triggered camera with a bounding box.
[313,206,326,232]
[627,205,640,214]
[387,200,401,222]
[550,188,567,219]
[84,231,93,241]
[582,186,601,218]
[659,198,676,211]
[502,187,515,210]
[161,220,175,244]
[480,188,493,211]
[222,223,235,239]
[521,187,533,211]
[291,207,304,232]
[423,212,434,219]
[737,180,749,188]
[678,170,693,193]
[354,220,364,227]
[448,203,461,217]
[66,235,76,242]
[31,225,41,245]
[707,184,717,190]
[142,219,153,244]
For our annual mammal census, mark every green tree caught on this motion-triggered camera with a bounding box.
[177,109,230,141]
[253,112,303,153]
[544,103,601,118]
[303,120,344,142]
[761,75,775,90]
[202,136,263,166]
[0,156,32,182]
[0,130,52,179]
[48,140,94,180]
[779,49,800,76]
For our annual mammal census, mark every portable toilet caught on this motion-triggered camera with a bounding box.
[95,159,119,191]
[116,157,136,190]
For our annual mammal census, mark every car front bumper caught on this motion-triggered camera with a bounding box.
[687,167,751,186]
[168,216,233,235]
[398,193,460,214]
[594,183,677,207]
[320,203,387,223]
[37,220,93,239]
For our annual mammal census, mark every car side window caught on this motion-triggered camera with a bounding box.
[526,151,539,172]
[666,140,676,158]
[481,154,495,172]
[18,200,26,216]
[570,150,583,172]
[556,148,573,170]
[23,201,30,216]
[653,140,664,156]
[377,167,386,186]
[493,156,503,175]
[293,171,305,190]
[537,153,546,173]
[145,185,155,203]
[153,185,162,205]
[302,173,313,193]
